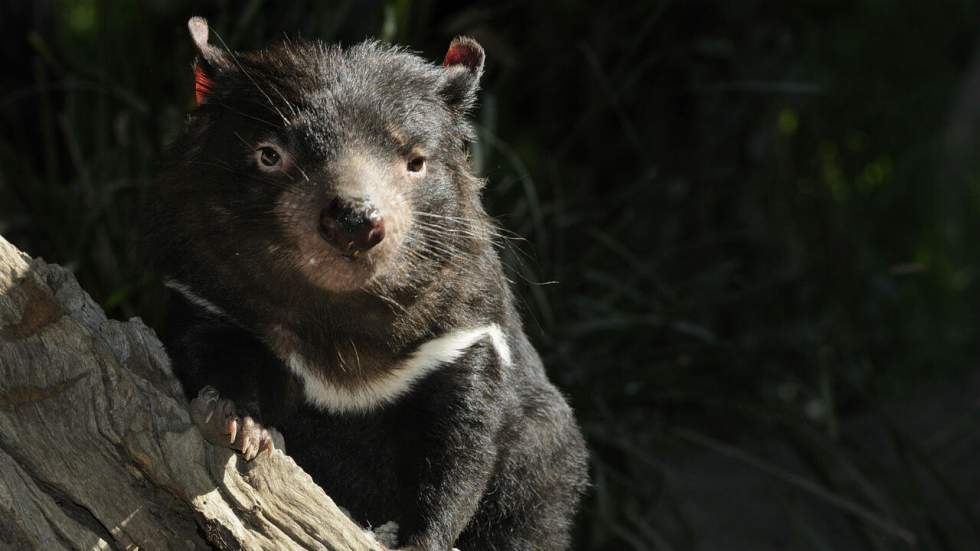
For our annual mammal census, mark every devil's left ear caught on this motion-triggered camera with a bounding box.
[440,37,485,113]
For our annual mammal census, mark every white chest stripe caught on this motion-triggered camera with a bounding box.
[164,280,511,413]
[289,324,512,413]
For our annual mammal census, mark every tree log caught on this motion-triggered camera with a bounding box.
[0,234,388,551]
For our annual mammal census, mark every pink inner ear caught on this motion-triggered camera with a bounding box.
[443,40,482,70]
[194,64,213,105]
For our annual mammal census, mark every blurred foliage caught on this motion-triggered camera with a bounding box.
[3,0,980,549]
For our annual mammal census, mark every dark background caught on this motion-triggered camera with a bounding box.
[3,1,980,549]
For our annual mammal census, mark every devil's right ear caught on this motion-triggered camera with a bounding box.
[187,17,228,105]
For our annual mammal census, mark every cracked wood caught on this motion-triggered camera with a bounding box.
[0,234,386,551]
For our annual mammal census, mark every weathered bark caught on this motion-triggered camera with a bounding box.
[0,234,387,551]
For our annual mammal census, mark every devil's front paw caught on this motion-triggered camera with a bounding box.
[190,386,278,461]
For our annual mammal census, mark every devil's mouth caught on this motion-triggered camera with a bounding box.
[317,230,369,263]
[296,248,380,292]
[329,244,367,264]
[328,249,376,267]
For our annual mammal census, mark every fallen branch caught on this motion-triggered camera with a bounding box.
[0,234,386,550]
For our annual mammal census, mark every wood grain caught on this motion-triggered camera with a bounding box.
[0,234,387,551]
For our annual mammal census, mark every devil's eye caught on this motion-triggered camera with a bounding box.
[407,156,426,173]
[256,146,283,170]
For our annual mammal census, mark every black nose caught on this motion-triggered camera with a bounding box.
[319,197,385,254]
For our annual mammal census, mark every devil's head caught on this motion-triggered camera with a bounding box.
[153,17,489,311]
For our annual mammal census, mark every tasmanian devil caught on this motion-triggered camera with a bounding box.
[145,17,588,551]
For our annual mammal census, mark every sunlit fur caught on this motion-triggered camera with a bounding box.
[145,21,588,551]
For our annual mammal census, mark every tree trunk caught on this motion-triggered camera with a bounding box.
[0,234,387,551]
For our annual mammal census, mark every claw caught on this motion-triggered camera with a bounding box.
[260,429,274,453]
[227,418,238,444]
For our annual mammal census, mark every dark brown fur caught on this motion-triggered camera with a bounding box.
[145,19,588,550]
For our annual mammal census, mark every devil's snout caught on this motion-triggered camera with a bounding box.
[318,197,385,255]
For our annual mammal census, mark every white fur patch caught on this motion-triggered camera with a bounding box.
[289,324,512,413]
[164,279,226,317]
